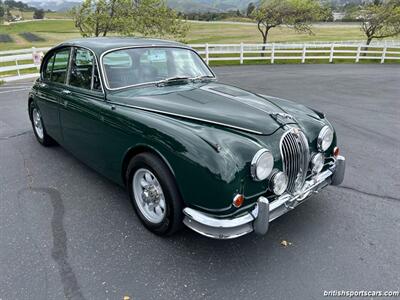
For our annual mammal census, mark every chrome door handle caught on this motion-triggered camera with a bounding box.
[61,89,71,95]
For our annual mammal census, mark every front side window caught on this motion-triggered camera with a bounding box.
[102,47,213,89]
[70,48,93,90]
[52,48,71,84]
[69,48,102,91]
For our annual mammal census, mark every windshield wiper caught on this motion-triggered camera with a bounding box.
[156,76,190,86]
[190,75,215,82]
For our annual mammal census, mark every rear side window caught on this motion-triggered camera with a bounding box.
[52,49,71,84]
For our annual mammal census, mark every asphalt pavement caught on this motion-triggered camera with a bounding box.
[0,64,399,300]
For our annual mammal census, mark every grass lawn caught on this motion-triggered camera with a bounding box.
[9,9,71,20]
[0,19,382,52]
[185,22,368,44]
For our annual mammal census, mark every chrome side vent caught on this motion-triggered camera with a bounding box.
[280,128,310,193]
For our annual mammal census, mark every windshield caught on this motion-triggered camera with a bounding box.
[102,47,214,89]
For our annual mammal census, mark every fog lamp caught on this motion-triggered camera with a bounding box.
[311,152,325,174]
[271,172,288,195]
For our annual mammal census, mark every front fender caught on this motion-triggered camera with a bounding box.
[113,108,265,214]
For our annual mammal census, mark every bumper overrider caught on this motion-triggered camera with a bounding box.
[183,155,345,239]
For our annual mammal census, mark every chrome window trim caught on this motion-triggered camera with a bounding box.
[42,46,72,85]
[65,47,74,85]
[99,45,216,91]
[40,45,105,95]
[69,46,105,94]
[108,101,263,135]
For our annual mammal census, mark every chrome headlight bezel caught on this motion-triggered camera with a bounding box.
[317,125,334,152]
[250,149,274,181]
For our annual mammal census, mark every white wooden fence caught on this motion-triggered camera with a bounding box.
[0,47,48,82]
[189,43,400,65]
[1,42,399,82]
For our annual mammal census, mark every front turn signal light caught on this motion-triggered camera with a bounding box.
[233,194,244,208]
[333,146,340,157]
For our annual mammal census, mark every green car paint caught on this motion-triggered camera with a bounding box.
[29,37,337,218]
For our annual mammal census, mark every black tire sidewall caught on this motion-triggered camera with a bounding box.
[29,102,45,144]
[126,153,183,236]
[29,102,55,146]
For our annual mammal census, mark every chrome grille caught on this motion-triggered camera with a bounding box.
[280,128,310,193]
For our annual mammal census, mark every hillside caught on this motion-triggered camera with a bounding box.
[166,0,257,12]
[19,0,368,13]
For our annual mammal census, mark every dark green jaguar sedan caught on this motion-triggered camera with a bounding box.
[28,37,345,239]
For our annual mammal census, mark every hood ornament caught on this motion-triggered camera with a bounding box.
[270,112,297,125]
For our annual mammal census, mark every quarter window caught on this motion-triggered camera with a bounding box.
[43,54,55,81]
[52,49,71,84]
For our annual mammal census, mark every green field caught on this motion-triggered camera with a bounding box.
[0,19,385,52]
[9,9,71,20]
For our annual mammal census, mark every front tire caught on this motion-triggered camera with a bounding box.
[126,152,183,236]
[29,102,55,146]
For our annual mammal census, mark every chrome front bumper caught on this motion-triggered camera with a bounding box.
[183,155,345,239]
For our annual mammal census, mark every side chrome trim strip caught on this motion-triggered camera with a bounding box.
[108,101,264,135]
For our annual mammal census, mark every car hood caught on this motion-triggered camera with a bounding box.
[108,82,325,135]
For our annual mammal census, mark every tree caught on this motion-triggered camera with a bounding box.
[70,0,188,39]
[0,0,4,19]
[246,2,255,17]
[359,0,400,46]
[33,8,44,19]
[251,0,325,54]
[120,0,189,38]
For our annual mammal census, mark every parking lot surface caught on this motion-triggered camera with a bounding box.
[0,64,399,299]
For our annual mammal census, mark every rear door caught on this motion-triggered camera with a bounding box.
[34,47,71,142]
[59,47,107,172]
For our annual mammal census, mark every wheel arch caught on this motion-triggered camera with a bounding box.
[121,144,176,187]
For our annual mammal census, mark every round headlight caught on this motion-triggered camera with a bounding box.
[251,149,274,181]
[317,125,334,151]
[311,152,325,174]
[271,171,288,195]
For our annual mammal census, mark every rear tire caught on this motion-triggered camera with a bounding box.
[126,152,183,236]
[29,102,56,146]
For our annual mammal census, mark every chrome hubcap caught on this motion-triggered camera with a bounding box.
[32,108,44,139]
[133,168,166,224]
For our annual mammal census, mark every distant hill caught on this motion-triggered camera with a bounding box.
[22,0,258,13]
[167,0,258,12]
[21,0,367,13]
[22,0,81,12]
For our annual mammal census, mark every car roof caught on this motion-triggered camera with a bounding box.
[55,37,189,56]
